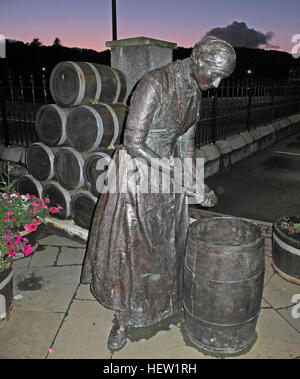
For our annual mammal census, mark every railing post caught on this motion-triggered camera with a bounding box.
[270,82,275,123]
[246,80,253,132]
[0,78,10,146]
[212,88,218,143]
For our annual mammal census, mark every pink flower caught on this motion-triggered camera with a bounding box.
[11,216,16,222]
[41,203,48,209]
[24,224,31,231]
[13,191,20,197]
[22,244,32,256]
[29,223,37,231]
[7,211,13,217]
[22,238,29,243]
[2,193,8,199]
[32,200,39,207]
[4,217,10,222]
[8,247,16,256]
[25,193,30,200]
[45,198,51,204]
[5,240,13,247]
[29,209,39,214]
[57,204,63,210]
[49,207,58,214]
[33,218,41,225]
[14,234,23,245]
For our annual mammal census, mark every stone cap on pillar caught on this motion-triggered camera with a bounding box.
[106,36,177,50]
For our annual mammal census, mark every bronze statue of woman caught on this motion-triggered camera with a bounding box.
[81,35,236,351]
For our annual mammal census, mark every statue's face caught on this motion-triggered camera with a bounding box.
[192,63,226,91]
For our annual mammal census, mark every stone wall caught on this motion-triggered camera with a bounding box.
[197,113,300,179]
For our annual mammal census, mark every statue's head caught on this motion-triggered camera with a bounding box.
[190,35,236,91]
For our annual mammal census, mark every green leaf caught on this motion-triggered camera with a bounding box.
[293,223,300,230]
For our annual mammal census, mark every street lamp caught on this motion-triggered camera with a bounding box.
[247,69,253,75]
[112,0,117,41]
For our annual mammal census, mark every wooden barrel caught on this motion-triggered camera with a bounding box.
[42,181,76,219]
[50,61,127,107]
[272,217,300,284]
[26,142,58,181]
[70,191,98,230]
[109,103,128,146]
[0,261,13,325]
[54,147,85,190]
[16,174,43,198]
[35,104,71,146]
[183,217,265,355]
[83,151,113,197]
[66,103,128,152]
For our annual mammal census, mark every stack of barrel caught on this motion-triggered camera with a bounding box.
[16,61,128,230]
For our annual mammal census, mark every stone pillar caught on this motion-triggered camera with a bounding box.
[106,36,177,103]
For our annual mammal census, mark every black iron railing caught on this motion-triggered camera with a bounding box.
[196,77,300,146]
[0,73,299,147]
[0,73,53,146]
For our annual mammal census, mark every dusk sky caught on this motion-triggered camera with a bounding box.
[1,0,299,54]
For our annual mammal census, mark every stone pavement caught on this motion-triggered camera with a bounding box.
[0,227,299,360]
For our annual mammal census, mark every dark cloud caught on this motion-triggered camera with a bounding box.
[205,21,279,49]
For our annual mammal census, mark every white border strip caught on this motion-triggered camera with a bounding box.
[81,106,103,151]
[69,62,86,106]
[85,62,102,102]
[49,104,67,145]
[273,231,300,256]
[111,67,121,102]
[99,102,119,145]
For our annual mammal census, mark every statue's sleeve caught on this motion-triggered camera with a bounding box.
[123,77,186,183]
[124,76,160,154]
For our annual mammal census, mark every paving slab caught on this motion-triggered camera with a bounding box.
[47,299,113,359]
[13,266,82,313]
[12,255,32,269]
[113,322,217,359]
[277,307,300,333]
[262,273,300,309]
[38,234,87,248]
[227,308,300,359]
[75,283,97,301]
[264,256,275,287]
[57,246,86,266]
[0,310,64,359]
[29,246,60,267]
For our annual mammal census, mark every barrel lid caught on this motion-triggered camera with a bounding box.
[50,61,84,107]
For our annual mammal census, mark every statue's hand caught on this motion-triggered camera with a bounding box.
[199,189,218,207]
[185,181,218,207]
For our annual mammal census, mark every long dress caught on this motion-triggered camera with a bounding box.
[81,58,202,327]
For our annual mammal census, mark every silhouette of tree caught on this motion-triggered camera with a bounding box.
[53,37,61,47]
[30,38,43,47]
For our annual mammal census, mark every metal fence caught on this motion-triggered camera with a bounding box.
[0,73,299,148]
[0,73,53,146]
[196,77,300,146]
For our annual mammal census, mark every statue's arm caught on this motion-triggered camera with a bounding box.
[178,124,218,207]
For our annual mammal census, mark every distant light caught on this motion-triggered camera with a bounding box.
[247,69,253,75]
[42,67,46,71]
